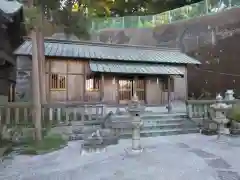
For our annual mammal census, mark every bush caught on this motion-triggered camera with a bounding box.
[228,104,240,122]
[20,134,67,155]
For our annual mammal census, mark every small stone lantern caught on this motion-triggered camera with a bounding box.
[127,94,145,153]
[224,89,234,101]
[210,94,232,139]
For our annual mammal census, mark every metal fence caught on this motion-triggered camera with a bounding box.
[91,0,240,32]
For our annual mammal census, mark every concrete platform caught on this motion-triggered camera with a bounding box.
[1,134,240,180]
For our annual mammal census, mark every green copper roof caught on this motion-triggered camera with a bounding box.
[89,61,184,76]
[15,39,200,65]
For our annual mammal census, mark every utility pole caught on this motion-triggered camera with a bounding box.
[31,29,42,141]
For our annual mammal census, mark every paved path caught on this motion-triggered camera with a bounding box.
[1,134,240,180]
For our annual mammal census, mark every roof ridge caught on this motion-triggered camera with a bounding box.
[23,36,180,51]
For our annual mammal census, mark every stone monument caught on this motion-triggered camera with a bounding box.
[126,94,145,154]
[210,94,232,140]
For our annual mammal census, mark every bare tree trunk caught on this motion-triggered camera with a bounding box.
[37,29,46,103]
[38,3,47,104]
[36,30,42,101]
[31,29,42,141]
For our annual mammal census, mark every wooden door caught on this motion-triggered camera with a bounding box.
[136,79,145,102]
[119,79,132,104]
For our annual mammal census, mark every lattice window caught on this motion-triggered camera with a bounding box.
[50,74,66,90]
[86,76,100,91]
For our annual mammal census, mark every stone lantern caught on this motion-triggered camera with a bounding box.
[126,94,145,153]
[224,89,234,101]
[210,94,232,140]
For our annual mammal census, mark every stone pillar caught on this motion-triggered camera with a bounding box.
[127,94,144,153]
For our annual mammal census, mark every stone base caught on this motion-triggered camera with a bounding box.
[219,128,230,135]
[216,134,231,143]
[230,128,240,135]
[80,147,106,155]
[125,147,144,156]
[201,128,218,136]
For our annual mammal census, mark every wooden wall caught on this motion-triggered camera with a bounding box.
[145,66,187,104]
[46,59,86,102]
[45,59,187,104]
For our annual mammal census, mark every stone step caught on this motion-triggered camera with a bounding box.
[112,113,188,120]
[143,119,184,125]
[143,119,197,130]
[143,123,188,130]
[141,112,187,120]
[141,128,199,137]
[119,128,199,138]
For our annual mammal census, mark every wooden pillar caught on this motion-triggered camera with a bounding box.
[100,73,104,101]
[48,59,51,102]
[31,29,42,141]
[167,76,172,113]
[66,60,69,101]
[116,77,120,104]
[133,76,138,97]
[83,63,86,101]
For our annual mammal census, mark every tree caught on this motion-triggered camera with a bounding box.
[23,0,112,142]
[22,0,111,141]
[106,0,205,17]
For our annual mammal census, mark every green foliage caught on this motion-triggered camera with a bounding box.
[22,0,115,38]
[23,6,42,31]
[110,0,204,16]
[0,125,23,146]
[228,105,240,122]
[20,134,67,155]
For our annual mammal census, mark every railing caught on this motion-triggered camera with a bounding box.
[91,0,240,32]
[0,102,33,128]
[186,99,238,120]
[42,102,105,126]
[0,102,106,129]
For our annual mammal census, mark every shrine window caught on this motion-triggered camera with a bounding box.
[50,73,66,90]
